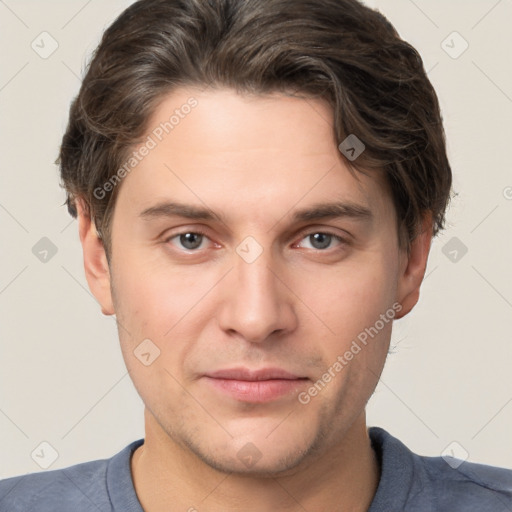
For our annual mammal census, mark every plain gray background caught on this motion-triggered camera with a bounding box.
[1,0,511,478]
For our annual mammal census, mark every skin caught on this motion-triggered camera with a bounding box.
[77,86,432,512]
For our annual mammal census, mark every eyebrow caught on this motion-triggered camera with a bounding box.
[138,200,373,224]
[291,201,373,223]
[139,202,222,222]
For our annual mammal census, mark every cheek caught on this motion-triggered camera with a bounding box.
[304,253,399,340]
[110,247,226,386]
[110,254,201,409]
[111,248,207,334]
[303,258,397,407]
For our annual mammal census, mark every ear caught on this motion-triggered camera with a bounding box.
[394,214,433,320]
[76,199,115,315]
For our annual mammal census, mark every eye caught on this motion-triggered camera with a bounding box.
[296,232,345,250]
[167,231,210,251]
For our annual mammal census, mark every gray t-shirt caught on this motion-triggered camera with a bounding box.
[1,427,511,511]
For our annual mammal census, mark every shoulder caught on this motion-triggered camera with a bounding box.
[369,426,512,511]
[420,453,512,510]
[0,439,143,512]
[0,458,110,512]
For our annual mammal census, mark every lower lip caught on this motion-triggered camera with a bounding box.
[203,377,308,403]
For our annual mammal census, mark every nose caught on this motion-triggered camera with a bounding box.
[216,246,298,344]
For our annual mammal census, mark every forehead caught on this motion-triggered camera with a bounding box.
[115,86,394,228]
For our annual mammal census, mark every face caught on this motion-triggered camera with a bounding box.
[82,86,428,475]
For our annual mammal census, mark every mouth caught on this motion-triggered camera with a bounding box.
[203,367,309,403]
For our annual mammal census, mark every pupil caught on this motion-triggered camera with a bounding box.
[180,233,202,249]
[311,233,331,249]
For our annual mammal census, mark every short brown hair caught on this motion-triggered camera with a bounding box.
[58,0,452,258]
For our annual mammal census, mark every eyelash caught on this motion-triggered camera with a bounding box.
[294,231,347,250]
[164,229,348,252]
[164,228,211,249]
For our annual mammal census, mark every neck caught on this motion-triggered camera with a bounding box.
[131,409,380,512]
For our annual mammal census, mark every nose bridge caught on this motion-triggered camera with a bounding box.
[236,247,278,302]
[218,240,295,342]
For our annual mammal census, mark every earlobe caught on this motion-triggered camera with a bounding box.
[394,214,433,320]
[76,199,115,316]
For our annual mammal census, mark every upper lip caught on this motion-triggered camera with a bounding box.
[205,367,304,381]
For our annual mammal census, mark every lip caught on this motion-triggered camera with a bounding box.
[206,367,302,381]
[203,367,309,403]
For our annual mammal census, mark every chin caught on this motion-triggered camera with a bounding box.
[181,423,326,477]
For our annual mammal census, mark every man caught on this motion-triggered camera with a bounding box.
[1,0,511,510]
